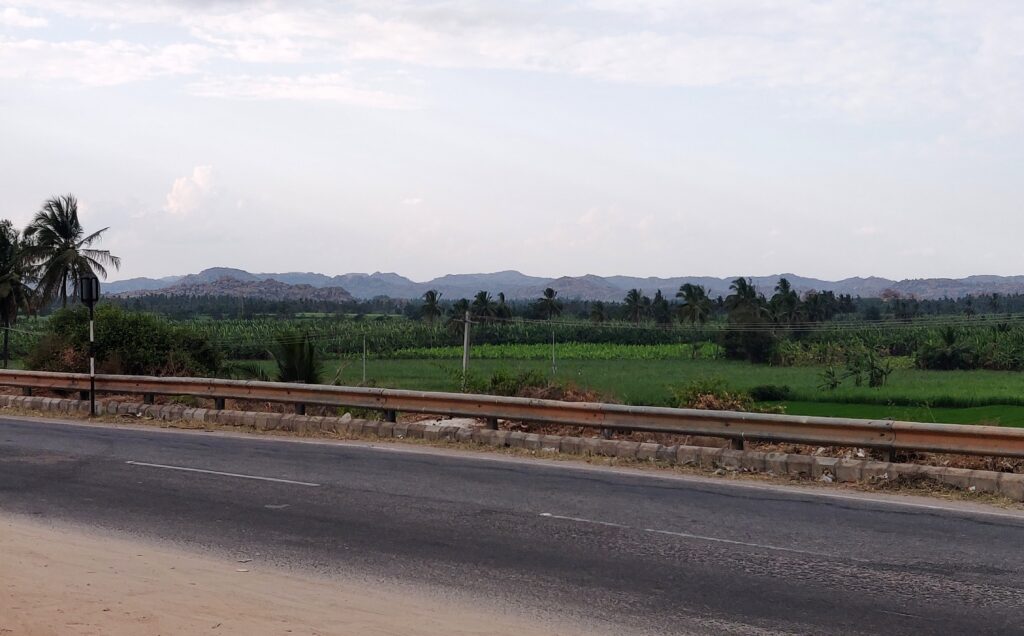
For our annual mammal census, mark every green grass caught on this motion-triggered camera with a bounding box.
[232,354,1024,426]
[779,401,1024,427]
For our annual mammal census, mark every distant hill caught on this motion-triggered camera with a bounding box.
[117,276,353,302]
[105,267,1024,302]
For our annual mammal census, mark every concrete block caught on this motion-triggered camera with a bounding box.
[656,445,678,463]
[191,408,208,422]
[999,473,1024,501]
[967,470,1000,494]
[718,449,744,470]
[697,446,723,469]
[491,430,511,447]
[614,441,640,459]
[392,422,409,438]
[579,437,601,455]
[182,407,196,420]
[676,445,700,466]
[541,435,561,452]
[835,459,864,483]
[786,454,813,478]
[739,450,767,473]
[937,466,973,490]
[637,443,661,461]
[888,463,925,480]
[559,436,582,455]
[421,424,441,440]
[439,425,461,440]
[456,427,474,443]
[405,423,427,439]
[507,431,528,448]
[523,433,543,450]
[861,461,891,481]
[106,400,119,415]
[812,456,840,479]
[597,439,619,457]
[765,450,786,475]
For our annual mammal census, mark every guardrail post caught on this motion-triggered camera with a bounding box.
[486,417,498,430]
[143,393,154,405]
[214,397,225,410]
[21,387,31,396]
[295,403,306,415]
[384,409,397,423]
[731,438,745,450]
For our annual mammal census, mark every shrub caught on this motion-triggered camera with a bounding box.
[749,384,793,401]
[670,377,754,412]
[25,304,220,377]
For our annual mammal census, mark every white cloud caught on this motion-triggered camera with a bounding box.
[187,73,416,109]
[0,38,209,85]
[164,166,214,216]
[6,1,1024,128]
[0,7,47,28]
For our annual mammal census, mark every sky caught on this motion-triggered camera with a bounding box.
[1,1,1023,283]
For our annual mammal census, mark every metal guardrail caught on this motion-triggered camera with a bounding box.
[1,369,1023,458]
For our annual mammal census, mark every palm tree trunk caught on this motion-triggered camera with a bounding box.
[61,271,67,308]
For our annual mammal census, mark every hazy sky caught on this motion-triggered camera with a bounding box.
[2,1,1023,282]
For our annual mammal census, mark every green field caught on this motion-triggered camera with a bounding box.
[234,354,1024,427]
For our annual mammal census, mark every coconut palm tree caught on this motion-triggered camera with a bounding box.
[537,287,562,319]
[623,288,649,324]
[447,298,471,326]
[420,289,442,326]
[495,292,512,319]
[23,194,121,308]
[724,277,765,321]
[471,290,498,318]
[589,301,607,323]
[0,221,34,368]
[676,283,711,327]
[770,277,801,325]
[676,283,711,359]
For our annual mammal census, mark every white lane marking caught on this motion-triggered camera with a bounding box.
[642,528,833,558]
[540,512,864,560]
[539,512,630,528]
[125,461,320,487]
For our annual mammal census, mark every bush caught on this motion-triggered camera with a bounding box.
[749,384,793,401]
[25,304,221,377]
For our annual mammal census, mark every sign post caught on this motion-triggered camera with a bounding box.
[78,274,100,416]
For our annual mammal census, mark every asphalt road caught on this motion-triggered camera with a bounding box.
[2,416,1024,635]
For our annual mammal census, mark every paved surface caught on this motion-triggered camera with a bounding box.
[2,416,1024,635]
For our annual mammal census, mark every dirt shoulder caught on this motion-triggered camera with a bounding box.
[0,515,584,636]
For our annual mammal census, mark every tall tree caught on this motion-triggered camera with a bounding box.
[420,289,442,326]
[471,290,498,318]
[495,292,512,319]
[623,288,649,324]
[770,277,801,325]
[724,277,765,321]
[537,287,562,319]
[651,289,672,324]
[676,283,711,327]
[0,221,33,368]
[589,301,607,323]
[24,194,121,308]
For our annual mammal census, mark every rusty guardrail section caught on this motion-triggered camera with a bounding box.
[1,369,1023,458]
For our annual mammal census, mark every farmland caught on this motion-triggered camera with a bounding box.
[15,308,1024,428]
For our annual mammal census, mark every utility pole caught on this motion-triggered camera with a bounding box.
[79,274,100,417]
[462,310,472,391]
[551,327,557,375]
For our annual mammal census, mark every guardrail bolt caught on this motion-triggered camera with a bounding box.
[384,409,397,423]
[731,438,745,451]
[486,417,498,430]
[294,403,306,415]
[143,393,154,405]
[21,387,31,397]
[214,398,225,410]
